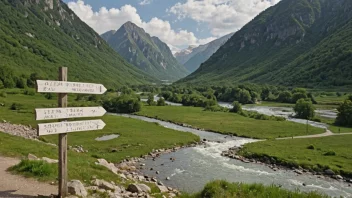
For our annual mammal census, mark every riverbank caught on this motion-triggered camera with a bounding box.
[237,135,352,180]
[136,106,324,139]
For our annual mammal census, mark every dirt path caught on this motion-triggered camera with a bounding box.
[0,156,57,198]
[276,129,352,140]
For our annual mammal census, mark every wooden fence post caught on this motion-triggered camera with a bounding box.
[58,67,68,197]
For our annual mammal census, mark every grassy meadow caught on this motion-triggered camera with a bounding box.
[136,106,324,139]
[240,135,352,177]
[181,180,327,198]
[0,89,199,183]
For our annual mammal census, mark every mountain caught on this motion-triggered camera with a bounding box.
[101,22,189,81]
[174,45,199,65]
[182,33,234,73]
[0,0,156,88]
[178,0,352,87]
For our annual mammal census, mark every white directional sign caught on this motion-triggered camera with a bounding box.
[35,107,106,121]
[38,120,106,136]
[36,80,107,94]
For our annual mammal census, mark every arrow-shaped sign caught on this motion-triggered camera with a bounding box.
[38,120,106,136]
[35,107,106,121]
[36,80,107,94]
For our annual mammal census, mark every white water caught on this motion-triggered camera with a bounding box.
[112,114,352,197]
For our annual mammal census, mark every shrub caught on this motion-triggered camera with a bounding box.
[335,100,352,127]
[307,145,315,150]
[230,101,242,113]
[324,151,336,156]
[147,94,156,106]
[204,105,229,112]
[24,88,35,96]
[10,103,23,110]
[9,160,54,177]
[157,97,166,106]
[294,99,315,119]
[102,94,141,113]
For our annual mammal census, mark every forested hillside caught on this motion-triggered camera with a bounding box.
[0,0,155,89]
[178,0,352,88]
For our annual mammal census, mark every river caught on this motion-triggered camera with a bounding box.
[112,114,352,197]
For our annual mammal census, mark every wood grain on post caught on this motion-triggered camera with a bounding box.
[58,67,68,197]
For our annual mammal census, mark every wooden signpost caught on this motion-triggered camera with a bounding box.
[36,67,107,197]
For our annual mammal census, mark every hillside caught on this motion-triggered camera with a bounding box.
[178,0,352,87]
[182,33,234,73]
[0,0,155,89]
[101,22,189,81]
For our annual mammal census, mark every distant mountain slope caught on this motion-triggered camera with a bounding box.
[183,33,234,73]
[0,0,155,88]
[102,22,189,81]
[178,0,352,87]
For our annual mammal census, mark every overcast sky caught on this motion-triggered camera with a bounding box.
[63,0,280,52]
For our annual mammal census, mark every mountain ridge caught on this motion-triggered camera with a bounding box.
[178,0,352,87]
[102,22,189,81]
[0,0,155,88]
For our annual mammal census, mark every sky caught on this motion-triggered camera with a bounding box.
[63,0,280,53]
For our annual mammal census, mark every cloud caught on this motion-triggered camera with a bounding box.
[67,0,214,47]
[169,0,280,36]
[139,0,152,5]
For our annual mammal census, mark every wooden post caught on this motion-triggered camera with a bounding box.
[58,67,68,197]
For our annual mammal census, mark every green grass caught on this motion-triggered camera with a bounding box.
[136,106,325,139]
[0,90,199,183]
[181,180,327,198]
[239,135,352,177]
[8,160,57,181]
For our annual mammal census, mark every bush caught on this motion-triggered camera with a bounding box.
[230,101,242,113]
[157,97,166,106]
[147,94,156,106]
[24,88,35,96]
[0,91,7,98]
[324,151,336,156]
[9,160,54,178]
[277,91,292,103]
[10,103,23,110]
[307,145,315,150]
[294,99,315,119]
[335,100,352,127]
[102,94,141,113]
[204,105,229,112]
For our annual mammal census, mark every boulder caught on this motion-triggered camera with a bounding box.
[294,170,303,175]
[41,157,58,164]
[68,180,87,197]
[127,184,151,193]
[157,185,168,193]
[324,169,335,176]
[92,179,115,190]
[96,159,119,174]
[334,175,343,180]
[27,153,38,160]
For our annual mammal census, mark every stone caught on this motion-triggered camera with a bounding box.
[157,185,168,193]
[27,153,38,160]
[157,181,164,186]
[41,157,58,164]
[302,183,306,186]
[96,159,119,174]
[156,171,160,174]
[334,175,343,180]
[68,180,88,197]
[168,193,177,197]
[294,170,303,175]
[166,177,170,180]
[119,173,127,180]
[127,184,151,193]
[92,179,116,190]
[325,169,335,176]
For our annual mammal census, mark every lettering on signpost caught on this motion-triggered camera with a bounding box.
[35,67,107,197]
[35,107,106,120]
